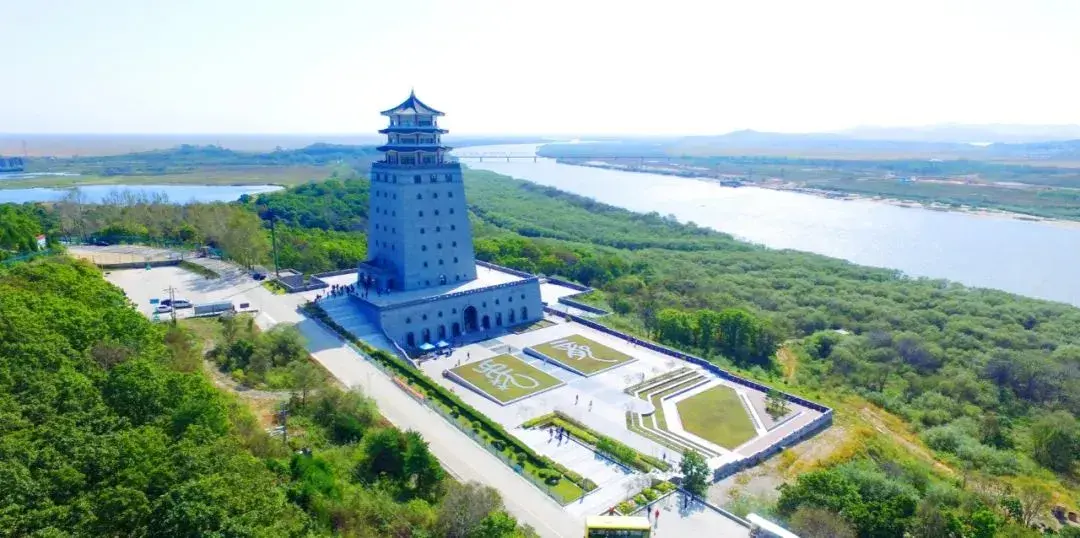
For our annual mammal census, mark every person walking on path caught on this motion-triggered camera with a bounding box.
[654,508,660,528]
[588,400,593,411]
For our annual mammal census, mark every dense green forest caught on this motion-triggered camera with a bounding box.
[0,204,48,260]
[0,257,535,537]
[6,166,1080,535]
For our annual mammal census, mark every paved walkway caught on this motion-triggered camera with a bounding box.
[247,287,581,538]
[517,427,641,518]
[636,491,750,538]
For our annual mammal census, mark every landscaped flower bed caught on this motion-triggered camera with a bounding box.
[615,479,677,514]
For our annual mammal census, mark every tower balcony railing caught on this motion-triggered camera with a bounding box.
[387,139,440,145]
[390,120,436,128]
[372,159,462,169]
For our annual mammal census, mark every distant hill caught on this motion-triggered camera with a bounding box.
[540,130,1080,164]
[840,124,1080,144]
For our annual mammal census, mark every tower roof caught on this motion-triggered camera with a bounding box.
[380,90,444,116]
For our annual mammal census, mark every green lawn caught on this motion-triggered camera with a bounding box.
[529,334,635,376]
[449,354,563,404]
[675,385,758,449]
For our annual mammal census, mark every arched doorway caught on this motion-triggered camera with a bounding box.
[495,312,503,327]
[422,328,431,343]
[437,325,446,340]
[463,306,478,333]
[509,309,516,324]
[481,315,491,330]
[452,322,461,337]
[520,306,528,321]
[406,332,415,347]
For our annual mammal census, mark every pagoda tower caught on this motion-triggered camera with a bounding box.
[361,92,478,291]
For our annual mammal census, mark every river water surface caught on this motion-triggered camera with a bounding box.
[459,144,1080,306]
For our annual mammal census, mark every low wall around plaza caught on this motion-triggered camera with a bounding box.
[543,276,592,293]
[557,297,610,316]
[312,268,359,279]
[475,259,536,279]
[544,306,835,482]
[276,269,330,293]
[96,259,181,270]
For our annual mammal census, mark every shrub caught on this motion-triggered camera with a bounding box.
[544,474,562,486]
[633,494,647,506]
[564,470,584,485]
[643,488,659,501]
[553,417,598,446]
[597,437,647,471]
[642,454,672,472]
[617,500,638,514]
[522,413,556,429]
[654,481,676,493]
[582,478,598,491]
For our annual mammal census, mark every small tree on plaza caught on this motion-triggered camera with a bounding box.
[680,449,709,498]
[766,389,790,420]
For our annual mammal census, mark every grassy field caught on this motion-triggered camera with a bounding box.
[0,165,333,189]
[449,354,563,405]
[676,385,758,449]
[529,334,635,376]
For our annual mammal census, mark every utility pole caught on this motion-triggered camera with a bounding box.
[164,285,178,324]
[269,214,280,278]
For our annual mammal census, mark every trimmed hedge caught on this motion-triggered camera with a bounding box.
[617,500,638,514]
[304,303,595,495]
[521,412,556,429]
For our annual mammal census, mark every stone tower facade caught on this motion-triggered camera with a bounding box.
[363,92,478,291]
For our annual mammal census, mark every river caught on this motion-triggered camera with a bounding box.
[458,144,1080,306]
[0,184,283,204]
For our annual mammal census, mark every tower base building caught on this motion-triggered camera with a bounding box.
[351,92,543,350]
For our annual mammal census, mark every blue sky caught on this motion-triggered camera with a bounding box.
[2,0,1078,135]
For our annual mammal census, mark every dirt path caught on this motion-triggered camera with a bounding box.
[858,407,955,476]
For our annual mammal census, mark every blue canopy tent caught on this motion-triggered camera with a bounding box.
[435,340,450,349]
[418,342,436,352]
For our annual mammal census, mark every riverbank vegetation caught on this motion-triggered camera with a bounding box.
[0,255,536,536]
[3,143,379,188]
[6,164,1080,534]
[540,141,1080,221]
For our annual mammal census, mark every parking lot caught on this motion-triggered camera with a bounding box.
[106,266,266,320]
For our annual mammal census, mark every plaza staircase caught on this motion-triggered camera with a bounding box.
[628,369,722,458]
[318,296,394,352]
